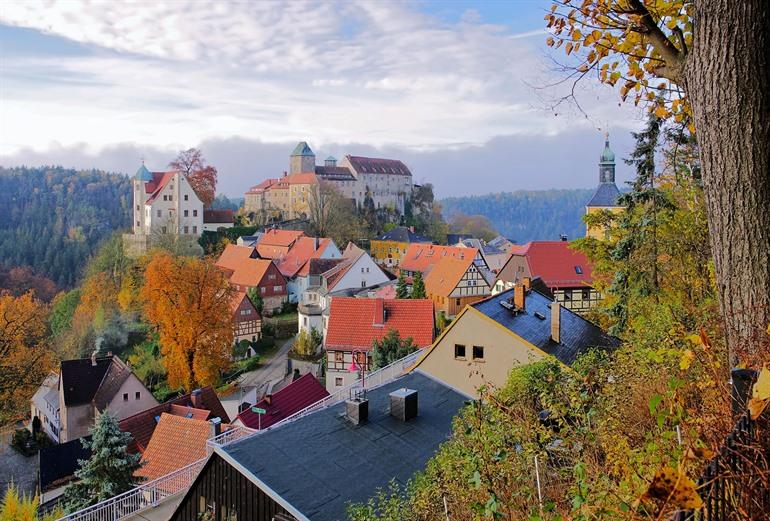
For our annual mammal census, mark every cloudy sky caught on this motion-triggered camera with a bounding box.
[0,0,644,197]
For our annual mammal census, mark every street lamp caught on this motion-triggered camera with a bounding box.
[348,350,368,389]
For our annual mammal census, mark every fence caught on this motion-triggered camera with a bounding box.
[58,458,205,521]
[674,373,770,521]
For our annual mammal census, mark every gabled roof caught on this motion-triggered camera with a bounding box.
[374,226,431,244]
[346,155,412,176]
[235,373,329,430]
[281,172,318,185]
[136,413,212,481]
[325,297,434,351]
[247,178,280,194]
[216,245,277,287]
[586,182,622,207]
[203,209,234,224]
[119,386,229,454]
[258,229,305,248]
[424,256,481,298]
[399,244,478,275]
[503,241,593,288]
[298,257,346,278]
[144,172,176,204]
[472,288,620,365]
[272,237,333,278]
[214,371,469,521]
[60,357,114,407]
[231,291,261,322]
[92,357,133,410]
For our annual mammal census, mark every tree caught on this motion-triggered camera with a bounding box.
[169,148,218,208]
[396,271,409,299]
[411,271,426,299]
[247,286,263,314]
[1,483,62,521]
[448,213,498,242]
[371,329,417,370]
[547,0,770,365]
[293,327,322,357]
[62,413,143,512]
[307,180,368,246]
[0,291,55,425]
[141,252,234,391]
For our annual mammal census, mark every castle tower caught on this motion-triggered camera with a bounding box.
[585,133,623,239]
[289,141,316,174]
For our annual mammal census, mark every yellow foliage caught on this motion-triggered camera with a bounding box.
[747,365,770,420]
[643,465,703,510]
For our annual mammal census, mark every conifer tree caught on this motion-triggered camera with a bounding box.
[62,413,143,513]
[395,271,409,299]
[410,271,426,299]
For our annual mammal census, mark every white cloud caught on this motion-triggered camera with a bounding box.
[0,0,641,157]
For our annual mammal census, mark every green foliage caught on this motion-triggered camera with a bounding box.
[0,167,131,287]
[233,339,251,359]
[347,481,416,521]
[436,310,448,332]
[442,189,595,243]
[371,329,417,369]
[247,287,263,313]
[396,271,409,299]
[127,335,167,396]
[62,413,143,513]
[293,327,323,357]
[448,213,498,242]
[410,272,426,299]
[199,226,259,253]
[49,289,81,339]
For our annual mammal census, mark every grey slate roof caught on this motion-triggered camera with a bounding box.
[60,358,113,407]
[375,226,432,244]
[586,182,621,207]
[221,371,469,521]
[315,165,355,180]
[473,288,620,365]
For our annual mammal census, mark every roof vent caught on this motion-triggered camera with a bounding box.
[344,389,368,425]
[534,311,546,320]
[389,388,418,422]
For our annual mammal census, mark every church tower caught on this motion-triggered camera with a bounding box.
[585,133,623,239]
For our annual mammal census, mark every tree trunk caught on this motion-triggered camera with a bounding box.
[686,0,770,366]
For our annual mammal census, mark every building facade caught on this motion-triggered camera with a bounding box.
[370,226,432,267]
[232,292,262,345]
[585,134,624,239]
[425,256,493,318]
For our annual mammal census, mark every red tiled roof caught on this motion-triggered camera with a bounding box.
[230,291,261,323]
[346,156,412,176]
[272,237,333,278]
[216,245,276,287]
[513,241,593,287]
[119,386,229,454]
[258,229,305,248]
[136,413,211,481]
[372,284,397,300]
[399,244,478,275]
[144,172,176,204]
[282,172,318,185]
[203,209,233,224]
[424,256,479,298]
[325,298,434,351]
[236,373,329,430]
[247,178,280,193]
[168,404,210,420]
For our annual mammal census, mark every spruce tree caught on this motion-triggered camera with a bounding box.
[395,271,409,299]
[62,412,143,513]
[411,271,426,299]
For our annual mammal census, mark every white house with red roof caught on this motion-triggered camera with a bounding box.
[324,297,434,392]
[495,240,600,313]
[125,163,204,256]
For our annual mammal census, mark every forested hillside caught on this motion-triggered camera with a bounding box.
[441,189,595,242]
[0,167,131,288]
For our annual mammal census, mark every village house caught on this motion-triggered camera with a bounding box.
[424,255,494,319]
[495,240,601,313]
[40,354,159,443]
[169,371,470,521]
[398,243,487,278]
[324,297,434,392]
[119,387,229,454]
[411,279,620,398]
[231,291,262,347]
[215,244,288,315]
[233,373,329,430]
[456,237,510,273]
[123,163,204,256]
[585,134,624,240]
[370,226,433,267]
[29,372,61,442]
[202,208,234,232]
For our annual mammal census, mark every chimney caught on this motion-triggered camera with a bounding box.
[191,388,202,408]
[550,302,561,343]
[522,277,531,290]
[345,390,369,425]
[513,284,525,311]
[560,234,568,242]
[209,417,222,438]
[314,237,319,250]
[90,350,97,367]
[373,298,385,326]
[264,394,272,406]
[389,388,418,422]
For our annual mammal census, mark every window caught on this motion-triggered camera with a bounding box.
[335,377,343,387]
[473,346,484,360]
[184,226,189,234]
[268,274,275,280]
[361,280,366,288]
[361,267,365,273]
[168,195,172,201]
[192,226,197,234]
[366,267,370,273]
[135,391,141,400]
[303,317,307,326]
[157,209,162,217]
[123,393,129,402]
[274,285,282,292]
[454,344,466,359]
[184,194,189,201]
[163,195,167,201]
[193,210,198,217]
[575,265,583,274]
[456,298,461,306]
[136,221,140,227]
[260,287,266,294]
[184,209,189,217]
[161,226,167,234]
[136,205,140,211]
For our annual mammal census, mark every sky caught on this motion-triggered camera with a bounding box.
[0,0,645,198]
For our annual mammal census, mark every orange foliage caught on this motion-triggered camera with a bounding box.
[0,291,56,423]
[169,148,217,208]
[140,252,234,391]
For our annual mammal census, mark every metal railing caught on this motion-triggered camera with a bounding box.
[58,458,205,521]
[205,424,257,455]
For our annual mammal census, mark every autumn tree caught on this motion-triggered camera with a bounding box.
[0,291,55,424]
[307,180,368,246]
[546,0,770,365]
[169,148,218,207]
[448,212,499,242]
[141,251,234,390]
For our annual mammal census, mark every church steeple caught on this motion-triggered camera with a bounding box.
[599,132,615,183]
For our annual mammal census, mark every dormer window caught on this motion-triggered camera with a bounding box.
[575,266,583,274]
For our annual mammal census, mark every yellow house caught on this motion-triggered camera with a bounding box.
[586,134,624,239]
[370,226,432,268]
[410,282,620,398]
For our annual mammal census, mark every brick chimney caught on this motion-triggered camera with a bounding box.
[550,302,561,343]
[513,284,525,311]
[191,388,202,408]
[522,277,531,290]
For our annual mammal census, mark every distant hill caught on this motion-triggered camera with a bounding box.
[0,166,131,288]
[441,189,595,243]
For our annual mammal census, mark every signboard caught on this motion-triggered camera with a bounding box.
[252,407,266,414]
